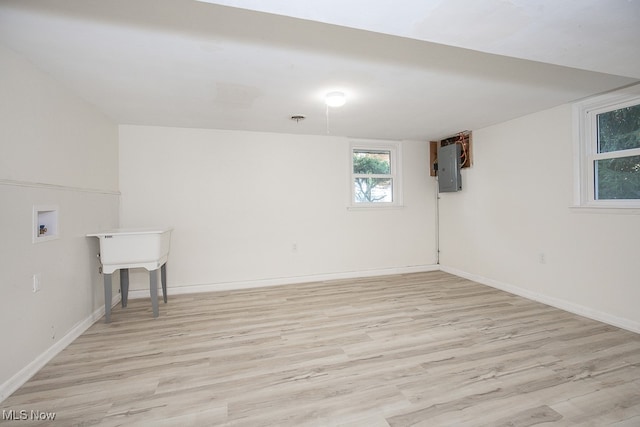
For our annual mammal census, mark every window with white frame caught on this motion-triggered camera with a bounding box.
[574,84,640,208]
[350,141,401,207]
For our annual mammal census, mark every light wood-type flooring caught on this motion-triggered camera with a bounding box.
[2,271,640,426]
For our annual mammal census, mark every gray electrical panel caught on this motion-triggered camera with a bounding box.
[437,143,462,192]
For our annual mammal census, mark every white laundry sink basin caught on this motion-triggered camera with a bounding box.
[87,228,172,274]
[87,228,173,322]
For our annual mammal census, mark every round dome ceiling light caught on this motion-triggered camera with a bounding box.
[325,91,346,108]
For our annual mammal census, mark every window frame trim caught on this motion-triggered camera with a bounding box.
[573,84,640,209]
[348,140,403,209]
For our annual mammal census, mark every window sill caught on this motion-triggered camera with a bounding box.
[347,204,405,211]
[569,205,640,215]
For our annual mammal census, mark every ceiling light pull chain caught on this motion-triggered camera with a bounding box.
[324,91,345,134]
[326,104,330,134]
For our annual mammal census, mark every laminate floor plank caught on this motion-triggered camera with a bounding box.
[2,271,639,426]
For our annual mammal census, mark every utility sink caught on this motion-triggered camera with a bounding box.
[87,228,172,274]
[87,228,173,322]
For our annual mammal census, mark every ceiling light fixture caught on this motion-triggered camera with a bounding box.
[325,91,346,108]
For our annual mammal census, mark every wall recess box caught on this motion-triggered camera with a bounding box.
[33,205,59,243]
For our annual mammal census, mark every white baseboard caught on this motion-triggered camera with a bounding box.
[439,265,640,334]
[0,294,121,403]
[128,264,440,299]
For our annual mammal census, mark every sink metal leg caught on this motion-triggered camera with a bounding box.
[104,273,112,323]
[150,268,159,318]
[161,263,167,303]
[120,268,129,308]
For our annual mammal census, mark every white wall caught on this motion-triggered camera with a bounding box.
[439,104,640,332]
[0,44,119,399]
[119,125,437,292]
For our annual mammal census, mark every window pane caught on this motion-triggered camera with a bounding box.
[595,155,640,199]
[597,104,640,153]
[353,150,391,174]
[354,178,392,203]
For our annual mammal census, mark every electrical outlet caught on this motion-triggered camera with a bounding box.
[539,253,546,264]
[33,273,41,292]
